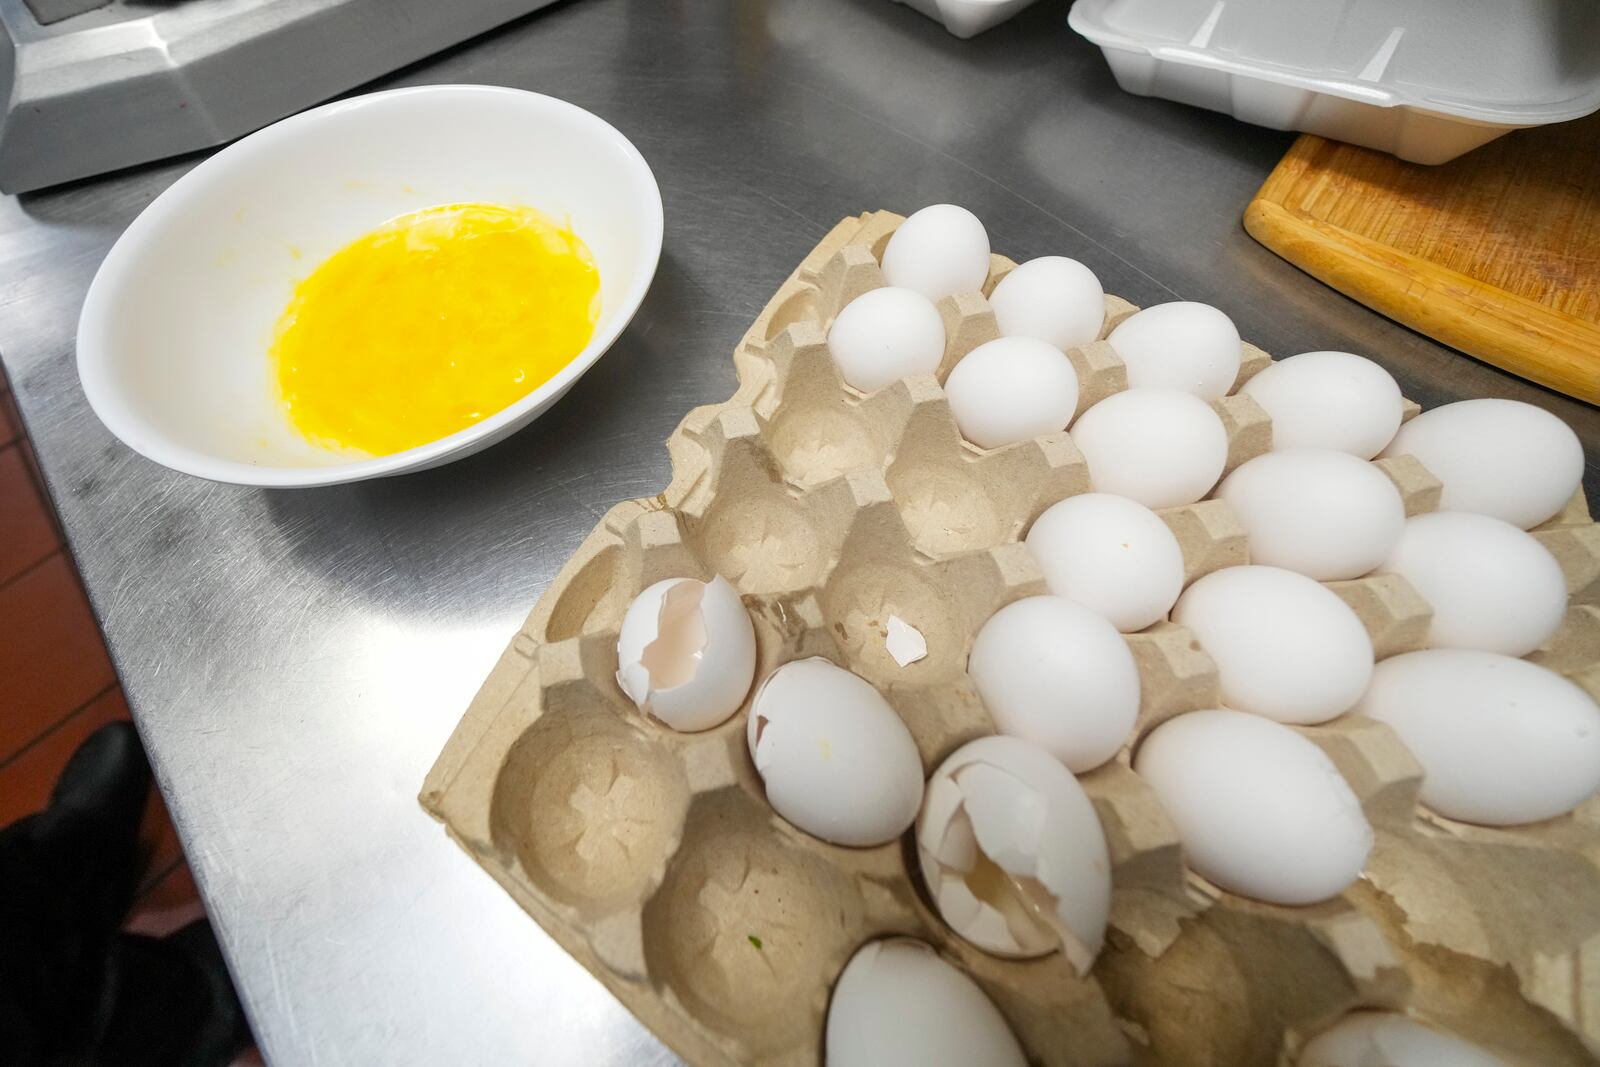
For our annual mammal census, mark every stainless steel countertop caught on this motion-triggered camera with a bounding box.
[2,1,1596,1063]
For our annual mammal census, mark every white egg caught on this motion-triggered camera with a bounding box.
[968,597,1140,773]
[1218,449,1405,580]
[1134,709,1373,905]
[1240,351,1403,459]
[1379,511,1566,657]
[1381,398,1584,529]
[881,204,991,301]
[1300,1012,1511,1067]
[1105,301,1242,401]
[944,336,1080,450]
[826,939,1026,1067]
[1173,566,1374,725]
[988,256,1105,352]
[1071,388,1228,509]
[1357,650,1600,826]
[1025,492,1185,632]
[827,286,946,393]
[748,658,923,846]
[616,575,756,732]
[917,735,1111,971]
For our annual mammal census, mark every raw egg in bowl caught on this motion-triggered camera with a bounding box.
[77,85,663,487]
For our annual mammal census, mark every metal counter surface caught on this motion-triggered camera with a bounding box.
[2,1,1595,1063]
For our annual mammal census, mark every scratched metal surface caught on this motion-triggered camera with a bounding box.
[0,1,1596,1063]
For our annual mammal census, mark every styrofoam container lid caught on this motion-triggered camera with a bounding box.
[1069,0,1600,125]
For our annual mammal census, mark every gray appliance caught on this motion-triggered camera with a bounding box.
[0,0,561,193]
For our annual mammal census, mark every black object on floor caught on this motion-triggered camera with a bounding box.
[0,721,250,1067]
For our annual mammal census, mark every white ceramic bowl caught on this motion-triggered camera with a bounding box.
[77,85,663,487]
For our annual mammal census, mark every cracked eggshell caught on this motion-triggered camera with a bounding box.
[1356,650,1600,827]
[1173,565,1374,725]
[615,575,756,732]
[944,336,1080,450]
[1299,1011,1511,1067]
[1071,388,1228,509]
[748,658,924,847]
[1025,491,1185,632]
[825,938,1026,1067]
[1217,448,1405,581]
[916,735,1111,972]
[880,203,991,301]
[988,256,1105,353]
[1240,351,1403,459]
[1380,398,1584,529]
[1378,511,1566,657]
[1134,709,1373,906]
[827,286,946,394]
[968,596,1140,773]
[1106,301,1242,401]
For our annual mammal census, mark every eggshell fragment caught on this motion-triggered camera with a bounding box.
[968,596,1139,773]
[748,658,924,846]
[989,256,1104,353]
[1134,709,1373,905]
[1071,388,1228,509]
[1240,351,1403,459]
[1378,511,1566,657]
[826,938,1026,1067]
[1299,1011,1512,1067]
[1218,448,1405,581]
[944,337,1080,450]
[616,576,756,732]
[881,204,991,301]
[1381,398,1584,529]
[1026,492,1186,632]
[1173,566,1374,725]
[917,735,1111,972]
[885,614,927,667]
[1106,301,1242,401]
[827,286,946,393]
[1356,650,1600,826]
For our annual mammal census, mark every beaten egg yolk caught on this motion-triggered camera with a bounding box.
[271,202,599,456]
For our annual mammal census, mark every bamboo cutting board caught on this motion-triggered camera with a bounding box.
[1244,118,1600,405]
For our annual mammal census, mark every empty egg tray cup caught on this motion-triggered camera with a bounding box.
[422,211,1600,1067]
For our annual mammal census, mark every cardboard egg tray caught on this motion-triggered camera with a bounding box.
[422,211,1600,1067]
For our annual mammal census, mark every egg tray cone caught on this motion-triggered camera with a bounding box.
[422,211,1600,1067]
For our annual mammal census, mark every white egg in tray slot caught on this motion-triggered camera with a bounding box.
[423,209,1600,1067]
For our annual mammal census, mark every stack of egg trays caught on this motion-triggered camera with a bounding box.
[422,211,1600,1067]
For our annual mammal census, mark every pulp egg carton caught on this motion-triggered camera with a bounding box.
[1067,0,1600,165]
[423,210,1600,1067]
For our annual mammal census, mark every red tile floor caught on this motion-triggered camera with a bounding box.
[0,376,201,925]
[0,373,261,1062]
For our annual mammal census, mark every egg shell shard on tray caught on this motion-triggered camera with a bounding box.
[423,208,1600,1067]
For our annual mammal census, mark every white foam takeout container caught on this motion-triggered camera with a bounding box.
[78,85,663,487]
[893,0,1043,39]
[1068,0,1600,164]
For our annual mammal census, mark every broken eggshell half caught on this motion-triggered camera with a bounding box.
[916,735,1112,973]
[747,657,925,847]
[615,575,756,732]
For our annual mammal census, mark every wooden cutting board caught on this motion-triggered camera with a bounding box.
[1244,118,1600,405]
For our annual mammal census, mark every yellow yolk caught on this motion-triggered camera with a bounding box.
[271,202,599,456]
